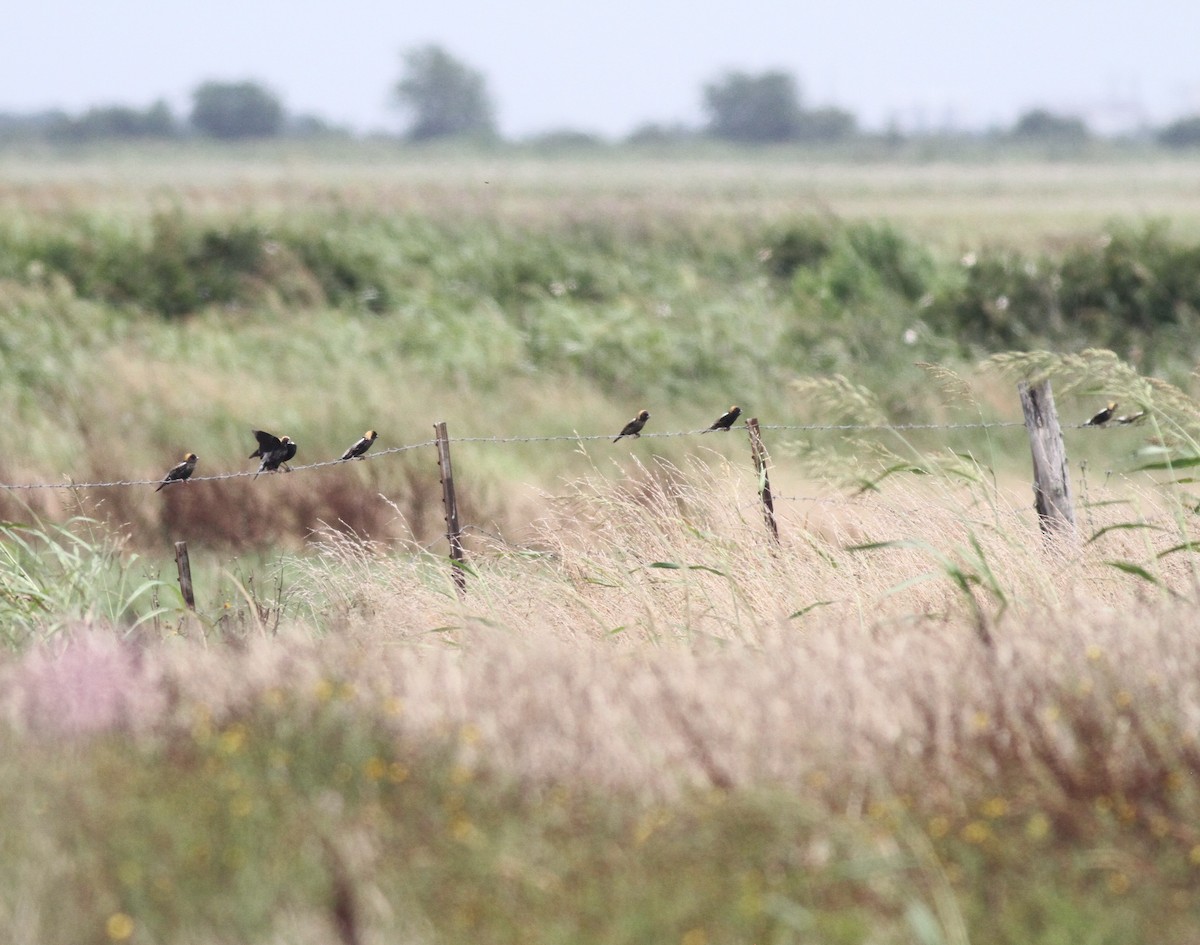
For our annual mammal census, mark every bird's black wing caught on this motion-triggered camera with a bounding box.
[704,410,734,432]
[250,429,281,458]
[156,460,188,492]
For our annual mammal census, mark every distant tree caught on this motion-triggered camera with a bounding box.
[190,81,284,140]
[704,70,805,143]
[523,129,607,150]
[625,122,699,146]
[393,45,497,141]
[141,101,177,135]
[1010,108,1090,142]
[45,101,177,143]
[85,102,174,139]
[880,120,907,148]
[1158,115,1200,148]
[797,106,858,142]
[287,114,350,138]
[0,110,65,144]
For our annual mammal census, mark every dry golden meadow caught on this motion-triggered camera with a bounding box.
[3,145,1200,944]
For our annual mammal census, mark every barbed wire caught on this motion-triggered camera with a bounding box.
[0,440,438,491]
[0,417,1136,492]
[759,420,1027,432]
[450,420,1028,442]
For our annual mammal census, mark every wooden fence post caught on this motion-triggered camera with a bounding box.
[1017,379,1077,545]
[434,421,467,597]
[174,540,196,610]
[746,418,780,544]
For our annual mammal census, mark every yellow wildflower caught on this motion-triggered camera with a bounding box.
[981,797,1009,819]
[105,913,134,941]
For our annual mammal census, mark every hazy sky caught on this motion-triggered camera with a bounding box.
[4,0,1199,136]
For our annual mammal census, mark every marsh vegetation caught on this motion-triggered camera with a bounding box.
[3,147,1200,943]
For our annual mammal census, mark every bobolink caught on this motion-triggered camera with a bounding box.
[340,429,378,461]
[1085,402,1118,427]
[156,452,198,492]
[702,405,742,433]
[250,430,297,477]
[613,409,651,442]
[1116,410,1146,425]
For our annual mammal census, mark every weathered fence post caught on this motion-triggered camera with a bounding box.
[746,418,780,544]
[174,540,196,610]
[434,421,467,597]
[1017,379,1077,545]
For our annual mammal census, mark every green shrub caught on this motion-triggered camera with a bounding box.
[925,221,1200,369]
[764,219,834,279]
[765,218,934,308]
[286,227,396,313]
[0,213,272,316]
[1056,224,1200,335]
[842,220,933,301]
[6,206,1200,379]
[926,250,1055,348]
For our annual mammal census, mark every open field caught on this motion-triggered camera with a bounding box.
[4,147,1200,942]
[6,143,1200,242]
[3,146,1200,551]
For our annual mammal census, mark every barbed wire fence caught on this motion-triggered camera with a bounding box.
[0,420,1049,492]
[0,384,1145,605]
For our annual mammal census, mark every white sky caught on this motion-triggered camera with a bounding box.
[4,0,1200,137]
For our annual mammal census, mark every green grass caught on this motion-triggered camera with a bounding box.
[6,150,1200,943]
[3,152,1200,554]
[9,699,1199,945]
[0,516,180,646]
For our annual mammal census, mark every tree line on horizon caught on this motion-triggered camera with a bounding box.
[4,43,1200,150]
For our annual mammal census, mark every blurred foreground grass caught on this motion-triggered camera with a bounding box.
[7,684,1198,945]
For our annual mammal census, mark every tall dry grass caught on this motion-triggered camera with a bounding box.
[3,455,1200,942]
[6,457,1198,800]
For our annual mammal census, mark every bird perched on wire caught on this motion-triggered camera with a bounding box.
[1116,410,1146,425]
[613,409,651,442]
[340,429,378,461]
[701,405,742,433]
[1084,402,1118,427]
[249,430,297,477]
[156,453,198,492]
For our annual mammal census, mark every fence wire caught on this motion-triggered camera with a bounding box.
[0,417,1130,492]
